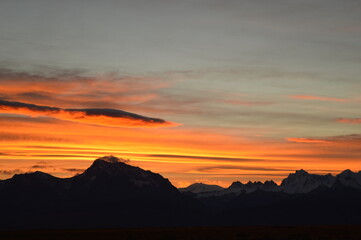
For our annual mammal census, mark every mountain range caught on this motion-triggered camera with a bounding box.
[0,156,360,230]
[180,169,361,197]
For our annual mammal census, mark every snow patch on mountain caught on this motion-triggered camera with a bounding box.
[280,169,336,194]
[335,169,361,190]
[179,183,225,194]
[181,169,361,198]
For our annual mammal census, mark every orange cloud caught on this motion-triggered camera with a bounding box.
[0,68,169,110]
[1,116,360,187]
[0,100,179,128]
[290,95,347,102]
[287,134,361,148]
[0,68,360,187]
[286,138,330,144]
[336,118,361,124]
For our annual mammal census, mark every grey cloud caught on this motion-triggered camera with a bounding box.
[31,161,53,169]
[62,168,85,173]
[0,131,71,143]
[291,134,361,144]
[0,99,177,127]
[0,169,23,175]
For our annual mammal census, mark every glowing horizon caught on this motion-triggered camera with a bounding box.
[0,1,360,188]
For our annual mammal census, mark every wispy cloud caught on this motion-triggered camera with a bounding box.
[62,168,85,173]
[31,161,53,169]
[286,138,330,144]
[336,118,361,124]
[0,100,179,128]
[0,68,168,109]
[0,131,71,143]
[0,169,23,175]
[290,95,347,102]
[287,134,361,145]
[148,154,266,163]
[224,99,273,106]
[196,165,291,172]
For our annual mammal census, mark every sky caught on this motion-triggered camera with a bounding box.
[0,0,360,187]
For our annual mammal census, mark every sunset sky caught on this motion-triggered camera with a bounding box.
[0,0,360,187]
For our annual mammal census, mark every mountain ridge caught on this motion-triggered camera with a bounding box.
[180,168,361,198]
[0,156,360,229]
[0,156,205,229]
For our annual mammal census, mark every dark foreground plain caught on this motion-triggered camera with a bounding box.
[1,225,361,240]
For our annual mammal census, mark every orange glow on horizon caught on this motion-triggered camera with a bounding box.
[0,74,360,188]
[0,112,360,188]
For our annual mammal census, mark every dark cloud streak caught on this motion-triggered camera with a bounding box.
[0,99,178,128]
[148,154,269,162]
[0,169,23,175]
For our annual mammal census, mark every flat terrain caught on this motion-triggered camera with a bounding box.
[1,225,361,240]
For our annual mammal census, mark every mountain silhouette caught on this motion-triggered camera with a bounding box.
[179,183,225,193]
[0,156,360,229]
[182,169,361,198]
[182,169,361,226]
[0,156,204,230]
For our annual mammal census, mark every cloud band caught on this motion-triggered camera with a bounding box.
[0,100,179,128]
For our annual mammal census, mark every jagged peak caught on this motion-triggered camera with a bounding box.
[338,169,354,177]
[80,155,144,178]
[264,180,277,186]
[229,180,278,189]
[281,169,309,182]
[89,156,132,171]
[229,181,243,188]
[265,180,275,183]
[94,155,129,164]
[295,169,308,175]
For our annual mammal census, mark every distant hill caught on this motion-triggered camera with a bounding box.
[0,156,360,229]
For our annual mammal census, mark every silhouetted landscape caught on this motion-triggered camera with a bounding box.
[2,225,361,240]
[1,156,360,232]
[1,0,361,239]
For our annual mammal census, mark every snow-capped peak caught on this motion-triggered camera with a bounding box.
[336,169,361,189]
[95,155,129,164]
[290,169,309,180]
[281,170,336,194]
[179,183,225,193]
[180,169,361,198]
[76,156,177,192]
